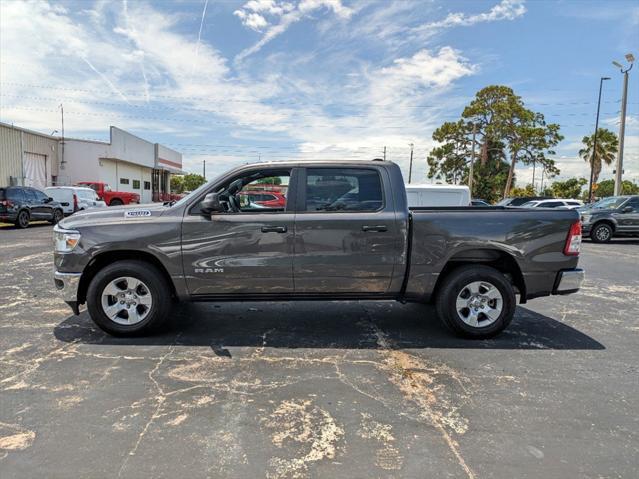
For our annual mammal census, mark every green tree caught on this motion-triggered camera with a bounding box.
[579,128,618,201]
[170,175,184,194]
[462,86,563,198]
[469,140,511,203]
[427,120,474,184]
[255,176,282,185]
[594,179,639,198]
[171,173,206,194]
[549,178,587,199]
[510,184,536,197]
[183,173,206,192]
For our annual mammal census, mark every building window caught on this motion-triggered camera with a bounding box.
[120,178,129,185]
[144,181,151,190]
[132,180,140,189]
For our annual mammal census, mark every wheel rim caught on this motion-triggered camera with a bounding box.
[100,276,153,325]
[19,212,28,227]
[595,226,610,241]
[54,210,62,222]
[455,281,503,328]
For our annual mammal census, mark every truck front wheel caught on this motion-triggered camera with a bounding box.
[86,260,171,336]
[109,198,123,206]
[435,265,516,339]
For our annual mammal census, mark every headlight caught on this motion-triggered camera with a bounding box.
[53,225,81,253]
[581,215,591,223]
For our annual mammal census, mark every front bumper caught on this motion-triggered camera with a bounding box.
[553,268,585,295]
[54,270,82,314]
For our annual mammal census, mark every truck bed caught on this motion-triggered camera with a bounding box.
[404,207,580,302]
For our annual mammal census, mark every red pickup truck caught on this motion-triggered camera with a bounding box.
[76,182,140,206]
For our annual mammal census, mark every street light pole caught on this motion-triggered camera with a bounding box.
[408,143,414,184]
[588,77,610,203]
[613,53,634,196]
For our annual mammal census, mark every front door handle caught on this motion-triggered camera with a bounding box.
[261,225,287,233]
[362,225,388,232]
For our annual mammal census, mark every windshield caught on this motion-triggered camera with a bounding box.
[591,197,627,209]
[495,198,512,206]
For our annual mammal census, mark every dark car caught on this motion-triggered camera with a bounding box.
[471,199,490,206]
[496,196,553,207]
[580,195,639,242]
[0,186,64,228]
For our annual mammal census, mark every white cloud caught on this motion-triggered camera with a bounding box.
[234,0,353,60]
[378,47,478,90]
[414,0,526,37]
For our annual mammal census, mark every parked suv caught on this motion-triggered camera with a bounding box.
[496,196,552,207]
[0,186,64,228]
[580,195,639,242]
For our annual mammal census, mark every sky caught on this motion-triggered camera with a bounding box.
[1,0,638,188]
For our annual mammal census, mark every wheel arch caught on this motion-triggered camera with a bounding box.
[431,248,526,304]
[591,218,616,232]
[78,250,176,304]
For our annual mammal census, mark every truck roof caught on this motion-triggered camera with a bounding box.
[234,159,395,168]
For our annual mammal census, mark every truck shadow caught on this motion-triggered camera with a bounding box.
[54,302,604,351]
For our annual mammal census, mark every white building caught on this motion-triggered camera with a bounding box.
[0,123,183,203]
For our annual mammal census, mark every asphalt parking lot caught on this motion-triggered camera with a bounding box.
[0,223,638,479]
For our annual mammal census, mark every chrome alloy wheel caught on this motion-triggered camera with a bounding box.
[100,276,152,325]
[455,281,503,328]
[595,226,610,241]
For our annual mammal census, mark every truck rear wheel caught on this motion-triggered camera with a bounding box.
[435,265,516,339]
[109,198,123,206]
[86,260,171,336]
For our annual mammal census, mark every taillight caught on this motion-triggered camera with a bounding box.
[73,194,78,211]
[0,200,13,207]
[564,221,582,256]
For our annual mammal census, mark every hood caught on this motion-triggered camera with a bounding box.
[578,206,612,215]
[59,203,169,230]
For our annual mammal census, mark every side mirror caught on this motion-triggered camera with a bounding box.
[200,192,223,215]
[622,206,633,213]
[45,197,53,203]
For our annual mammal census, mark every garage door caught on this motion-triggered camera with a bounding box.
[24,152,47,190]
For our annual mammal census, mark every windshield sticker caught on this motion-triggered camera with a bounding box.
[124,210,152,218]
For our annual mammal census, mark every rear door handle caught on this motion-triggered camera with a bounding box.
[362,225,388,232]
[261,225,287,233]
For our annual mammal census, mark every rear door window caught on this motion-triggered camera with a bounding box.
[304,168,383,212]
[541,201,564,208]
[24,188,39,202]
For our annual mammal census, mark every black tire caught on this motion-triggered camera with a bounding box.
[15,210,30,229]
[590,222,613,243]
[50,209,63,224]
[86,260,172,336]
[435,265,516,339]
[109,198,123,206]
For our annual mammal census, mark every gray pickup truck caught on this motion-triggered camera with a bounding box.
[53,160,584,339]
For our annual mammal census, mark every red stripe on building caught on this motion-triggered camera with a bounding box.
[159,158,182,168]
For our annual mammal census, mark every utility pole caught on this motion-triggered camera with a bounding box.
[468,123,477,194]
[613,53,634,195]
[588,77,610,203]
[383,146,386,161]
[59,103,65,170]
[202,160,206,179]
[408,143,414,184]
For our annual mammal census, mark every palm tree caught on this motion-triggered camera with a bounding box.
[579,128,618,200]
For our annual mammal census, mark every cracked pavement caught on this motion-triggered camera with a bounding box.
[1,223,638,478]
